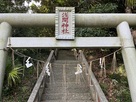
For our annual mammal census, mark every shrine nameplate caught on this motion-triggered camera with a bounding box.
[55,7,75,40]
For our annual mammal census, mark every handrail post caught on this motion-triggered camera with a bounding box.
[117,21,136,102]
[0,22,12,100]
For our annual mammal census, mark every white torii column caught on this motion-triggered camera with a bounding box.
[117,21,136,102]
[0,22,12,100]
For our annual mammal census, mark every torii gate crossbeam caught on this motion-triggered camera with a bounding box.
[0,13,136,27]
[7,37,121,48]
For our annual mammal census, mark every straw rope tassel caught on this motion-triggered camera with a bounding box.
[111,52,117,73]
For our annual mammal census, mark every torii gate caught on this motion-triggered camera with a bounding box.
[0,13,136,102]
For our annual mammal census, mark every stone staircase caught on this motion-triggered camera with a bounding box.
[40,50,92,102]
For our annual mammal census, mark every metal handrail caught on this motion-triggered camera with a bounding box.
[27,50,55,102]
[78,50,108,102]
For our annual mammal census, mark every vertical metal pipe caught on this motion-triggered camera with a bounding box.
[0,22,12,100]
[117,21,136,102]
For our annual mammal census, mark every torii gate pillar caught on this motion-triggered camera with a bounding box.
[117,21,136,102]
[0,22,12,100]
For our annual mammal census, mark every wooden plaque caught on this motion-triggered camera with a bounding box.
[55,7,75,40]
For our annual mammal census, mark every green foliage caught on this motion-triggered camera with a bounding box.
[76,28,116,37]
[75,2,118,37]
[0,0,28,13]
[56,0,65,5]
[13,27,54,37]
[108,65,131,102]
[89,3,118,13]
[125,0,136,8]
[116,64,127,76]
[3,65,37,101]
[118,88,131,102]
[5,56,23,87]
[7,66,23,87]
[0,0,10,13]
[35,5,49,13]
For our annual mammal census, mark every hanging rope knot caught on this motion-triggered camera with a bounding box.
[111,52,117,74]
[0,47,8,51]
[3,47,8,51]
[0,48,8,51]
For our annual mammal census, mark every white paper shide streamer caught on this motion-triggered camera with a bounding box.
[25,57,33,68]
[75,64,82,75]
[45,62,50,76]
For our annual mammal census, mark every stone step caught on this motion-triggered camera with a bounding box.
[49,76,85,82]
[53,60,79,64]
[45,88,66,93]
[46,83,90,90]
[57,50,76,60]
[46,82,89,87]
[52,65,78,68]
[51,68,76,74]
[53,61,79,63]
[42,93,91,100]
[51,66,77,70]
[67,87,90,93]
[49,69,86,82]
[45,87,90,94]
[51,66,78,72]
[41,100,93,102]
[51,65,80,70]
[52,64,79,67]
[65,93,91,100]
